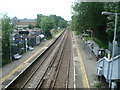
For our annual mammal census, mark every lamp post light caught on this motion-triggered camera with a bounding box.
[10,32,12,62]
[87,29,92,59]
[102,11,120,88]
[9,22,13,62]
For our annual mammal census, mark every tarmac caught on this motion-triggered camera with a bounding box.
[0,30,98,89]
[72,32,98,88]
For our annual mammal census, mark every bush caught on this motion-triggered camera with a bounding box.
[94,82,102,88]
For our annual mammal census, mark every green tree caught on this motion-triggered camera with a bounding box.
[28,24,33,29]
[49,15,68,29]
[40,16,55,37]
[37,14,67,37]
[71,2,107,42]
[104,2,120,42]
[58,19,67,28]
[2,14,13,65]
[49,15,59,29]
[36,14,43,28]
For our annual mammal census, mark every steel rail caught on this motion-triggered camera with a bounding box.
[48,30,70,89]
[5,29,66,89]
[35,30,68,89]
[35,30,67,89]
[20,30,67,89]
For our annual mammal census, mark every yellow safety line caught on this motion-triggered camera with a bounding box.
[0,40,53,83]
[73,32,90,88]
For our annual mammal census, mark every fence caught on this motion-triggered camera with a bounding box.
[109,42,120,56]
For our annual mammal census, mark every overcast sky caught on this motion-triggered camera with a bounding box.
[0,0,75,21]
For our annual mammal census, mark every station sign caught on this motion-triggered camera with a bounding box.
[19,31,29,35]
[14,34,21,43]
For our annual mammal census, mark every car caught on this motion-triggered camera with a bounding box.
[14,53,22,60]
[29,46,34,51]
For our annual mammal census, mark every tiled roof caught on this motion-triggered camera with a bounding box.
[12,17,36,23]
[19,19,36,23]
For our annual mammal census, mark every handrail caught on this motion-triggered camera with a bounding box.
[97,54,120,64]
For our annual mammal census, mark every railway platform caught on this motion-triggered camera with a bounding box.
[72,32,98,88]
[1,30,99,89]
[0,33,61,89]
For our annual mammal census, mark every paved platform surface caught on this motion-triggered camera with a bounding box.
[72,32,97,88]
[0,30,98,89]
[0,33,61,89]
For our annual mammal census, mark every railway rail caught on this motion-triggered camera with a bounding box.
[5,28,72,89]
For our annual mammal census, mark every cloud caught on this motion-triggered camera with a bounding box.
[0,0,75,20]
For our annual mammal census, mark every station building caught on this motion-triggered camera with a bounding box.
[11,17,36,28]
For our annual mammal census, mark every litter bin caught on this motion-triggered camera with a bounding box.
[98,48,105,58]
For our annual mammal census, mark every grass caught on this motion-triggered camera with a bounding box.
[84,37,93,41]
[46,29,64,40]
[83,35,108,49]
[94,38,108,49]
[94,82,102,88]
[46,37,52,40]
[53,29,64,37]
[94,76,109,88]
[73,30,80,36]
[73,29,108,49]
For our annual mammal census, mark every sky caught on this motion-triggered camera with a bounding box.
[0,0,75,21]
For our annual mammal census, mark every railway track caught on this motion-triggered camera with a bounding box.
[38,29,71,89]
[5,28,72,89]
[52,30,72,89]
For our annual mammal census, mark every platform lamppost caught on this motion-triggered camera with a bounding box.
[102,11,120,88]
[87,29,92,59]
[9,22,13,62]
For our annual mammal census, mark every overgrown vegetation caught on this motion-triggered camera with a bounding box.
[71,2,120,49]
[104,2,120,42]
[53,29,64,37]
[2,14,13,66]
[94,38,108,49]
[94,82,102,88]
